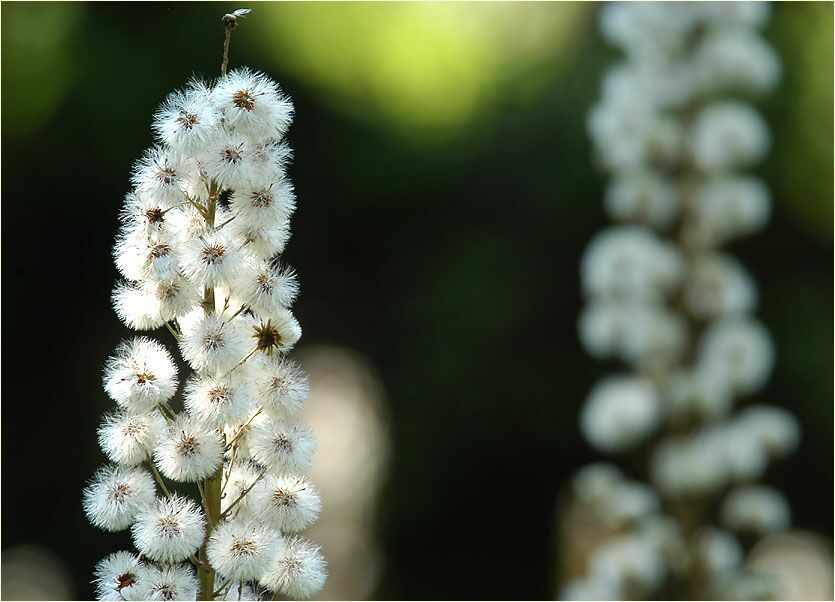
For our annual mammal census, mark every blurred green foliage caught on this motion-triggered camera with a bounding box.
[771,1,834,240]
[247,3,590,142]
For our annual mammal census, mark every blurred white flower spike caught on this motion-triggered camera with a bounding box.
[566,3,797,600]
[85,11,326,601]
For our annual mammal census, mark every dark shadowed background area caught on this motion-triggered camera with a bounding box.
[2,2,832,599]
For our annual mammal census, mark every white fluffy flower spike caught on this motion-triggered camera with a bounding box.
[569,5,796,600]
[87,12,325,599]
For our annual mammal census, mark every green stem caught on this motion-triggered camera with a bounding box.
[221,27,232,76]
[198,463,223,600]
[147,454,172,497]
[224,406,263,451]
[220,467,267,519]
[197,180,222,600]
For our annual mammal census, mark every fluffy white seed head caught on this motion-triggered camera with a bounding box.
[183,370,256,428]
[147,275,201,323]
[247,310,302,356]
[230,177,296,227]
[697,317,774,396]
[581,375,661,453]
[252,474,321,533]
[661,368,733,421]
[252,356,310,417]
[736,405,800,459]
[650,436,727,498]
[153,79,219,155]
[154,415,224,482]
[98,410,167,466]
[260,536,327,599]
[249,415,316,474]
[221,461,262,519]
[179,309,251,374]
[131,495,206,563]
[114,228,180,284]
[605,169,679,228]
[203,134,262,191]
[103,337,178,413]
[83,465,156,532]
[587,95,683,171]
[140,563,199,601]
[697,528,743,575]
[684,253,758,319]
[119,191,172,242]
[131,146,190,210]
[112,282,166,331]
[578,299,687,368]
[588,533,666,597]
[212,581,258,601]
[228,213,292,259]
[704,422,768,483]
[688,176,771,247]
[573,463,624,504]
[207,519,281,581]
[699,1,771,29]
[690,102,770,173]
[233,260,299,317]
[167,204,226,244]
[93,551,148,601]
[560,578,622,601]
[599,2,697,62]
[720,485,791,534]
[212,68,294,140]
[604,481,660,525]
[581,226,684,301]
[693,28,780,96]
[179,230,243,288]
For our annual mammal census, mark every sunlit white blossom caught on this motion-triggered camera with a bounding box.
[154,415,224,482]
[252,474,322,533]
[131,495,206,563]
[720,485,791,534]
[207,519,281,581]
[103,337,178,412]
[93,551,148,601]
[141,563,199,601]
[83,465,156,532]
[580,375,661,452]
[98,410,167,466]
[260,535,327,599]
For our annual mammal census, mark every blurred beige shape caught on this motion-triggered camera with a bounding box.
[747,530,834,601]
[296,344,391,601]
[1,545,74,600]
[554,489,618,590]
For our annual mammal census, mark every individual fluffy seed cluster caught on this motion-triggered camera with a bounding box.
[565,4,797,601]
[86,67,326,601]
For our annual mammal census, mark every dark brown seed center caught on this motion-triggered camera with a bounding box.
[155,166,177,185]
[201,244,226,264]
[233,89,256,111]
[116,572,136,590]
[176,111,199,129]
[176,435,199,457]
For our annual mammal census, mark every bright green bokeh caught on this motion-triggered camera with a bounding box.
[775,2,833,240]
[247,2,589,142]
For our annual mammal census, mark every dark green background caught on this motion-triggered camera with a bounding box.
[2,2,832,599]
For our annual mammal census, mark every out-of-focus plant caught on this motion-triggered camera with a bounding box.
[562,3,799,600]
[83,11,326,600]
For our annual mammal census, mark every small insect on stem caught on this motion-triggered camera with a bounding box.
[222,8,251,31]
[221,8,251,76]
